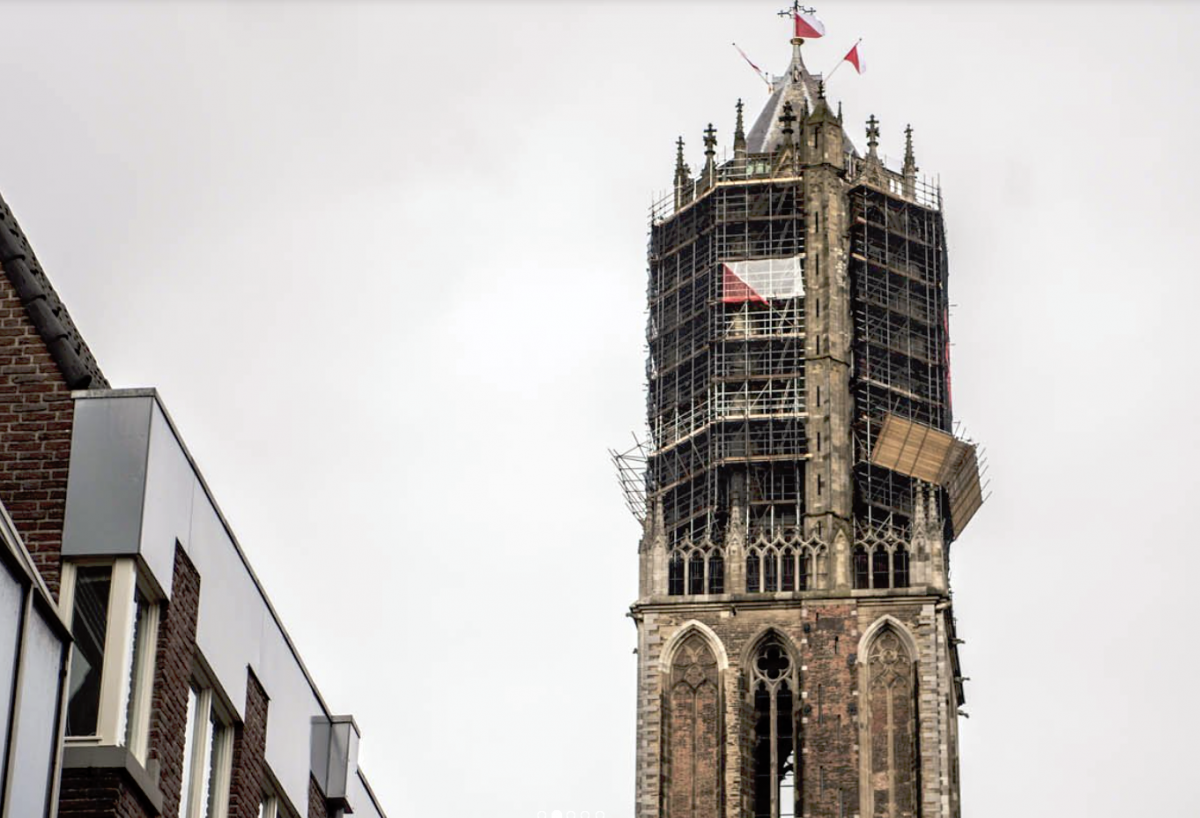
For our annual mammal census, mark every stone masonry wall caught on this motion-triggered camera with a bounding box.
[635,598,955,818]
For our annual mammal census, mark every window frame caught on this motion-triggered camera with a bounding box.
[59,558,160,764]
[180,678,234,818]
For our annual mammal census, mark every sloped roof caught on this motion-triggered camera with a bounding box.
[745,40,823,153]
[0,191,107,389]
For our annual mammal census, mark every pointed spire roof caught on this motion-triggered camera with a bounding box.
[745,38,822,153]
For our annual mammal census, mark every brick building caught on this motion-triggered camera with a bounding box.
[620,18,984,818]
[0,184,387,817]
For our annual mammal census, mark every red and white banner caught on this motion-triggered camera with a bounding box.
[722,256,805,303]
[793,11,826,39]
[843,42,865,74]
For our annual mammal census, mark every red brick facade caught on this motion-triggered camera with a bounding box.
[228,671,269,818]
[0,265,78,597]
[309,773,328,818]
[150,546,202,818]
[58,768,158,818]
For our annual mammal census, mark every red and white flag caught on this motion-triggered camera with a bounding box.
[721,256,805,304]
[843,41,865,74]
[793,11,826,39]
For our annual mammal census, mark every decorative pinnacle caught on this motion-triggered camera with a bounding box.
[779,100,797,138]
[866,114,880,156]
[675,136,686,172]
[703,123,717,157]
[735,99,745,139]
[904,124,916,161]
[818,79,826,99]
[837,100,843,125]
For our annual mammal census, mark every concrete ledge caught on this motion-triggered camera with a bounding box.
[62,744,164,814]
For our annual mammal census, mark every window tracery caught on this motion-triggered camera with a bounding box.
[666,634,721,818]
[747,634,799,818]
[863,628,918,818]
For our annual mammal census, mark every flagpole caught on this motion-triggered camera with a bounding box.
[825,38,862,84]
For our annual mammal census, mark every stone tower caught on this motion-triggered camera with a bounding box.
[625,23,984,818]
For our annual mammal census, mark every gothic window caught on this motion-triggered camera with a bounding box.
[689,552,706,596]
[781,548,795,592]
[748,635,799,818]
[798,549,811,591]
[864,628,918,818]
[893,546,910,589]
[669,553,685,596]
[666,635,721,818]
[872,549,890,590]
[764,552,778,592]
[853,546,870,589]
[746,552,761,593]
[708,552,725,594]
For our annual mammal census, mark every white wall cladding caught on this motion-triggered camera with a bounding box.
[62,389,378,816]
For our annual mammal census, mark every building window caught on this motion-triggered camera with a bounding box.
[746,552,760,593]
[872,549,891,590]
[61,559,159,762]
[893,546,910,589]
[781,548,795,591]
[853,546,869,589]
[668,552,684,596]
[707,552,724,594]
[688,551,705,596]
[181,685,234,818]
[748,634,798,818]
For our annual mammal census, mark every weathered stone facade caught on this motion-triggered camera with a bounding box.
[632,33,969,818]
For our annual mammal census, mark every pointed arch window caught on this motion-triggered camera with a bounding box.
[689,552,706,596]
[707,552,725,594]
[893,546,910,589]
[669,553,685,596]
[853,546,870,589]
[863,627,918,818]
[746,552,761,593]
[666,634,721,818]
[781,548,796,592]
[748,635,799,818]
[872,549,890,590]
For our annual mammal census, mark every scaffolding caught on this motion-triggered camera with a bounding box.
[647,168,808,547]
[848,183,952,536]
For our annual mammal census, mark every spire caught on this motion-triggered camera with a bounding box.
[702,123,718,186]
[734,99,747,160]
[866,114,880,159]
[674,136,692,208]
[902,124,919,199]
[745,35,822,153]
[674,136,688,182]
[903,124,918,175]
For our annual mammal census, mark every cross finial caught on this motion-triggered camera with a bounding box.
[703,123,717,157]
[735,99,745,138]
[777,2,817,19]
[675,136,686,172]
[866,114,880,156]
[779,100,797,138]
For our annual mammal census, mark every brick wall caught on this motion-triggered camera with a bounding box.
[228,671,269,818]
[0,265,77,597]
[150,545,201,818]
[58,768,156,818]
[636,600,945,818]
[308,773,328,818]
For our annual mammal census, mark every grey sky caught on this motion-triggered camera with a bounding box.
[1,1,1197,815]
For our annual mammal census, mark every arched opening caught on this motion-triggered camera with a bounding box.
[707,551,724,594]
[872,548,890,590]
[863,627,918,818]
[893,546,910,589]
[763,551,778,592]
[798,549,812,591]
[747,634,799,818]
[781,548,796,592]
[853,546,870,589]
[689,551,706,596]
[669,552,685,596]
[666,634,721,818]
[746,551,761,593]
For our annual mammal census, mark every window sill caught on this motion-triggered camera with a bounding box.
[62,744,164,814]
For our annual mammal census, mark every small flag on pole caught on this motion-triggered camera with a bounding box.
[733,42,772,88]
[843,41,865,74]
[793,10,826,39]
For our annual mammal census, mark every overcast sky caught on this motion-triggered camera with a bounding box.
[2,1,1198,816]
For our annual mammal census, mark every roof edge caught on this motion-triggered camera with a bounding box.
[0,190,108,390]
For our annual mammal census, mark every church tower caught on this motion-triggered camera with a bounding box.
[623,12,984,818]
